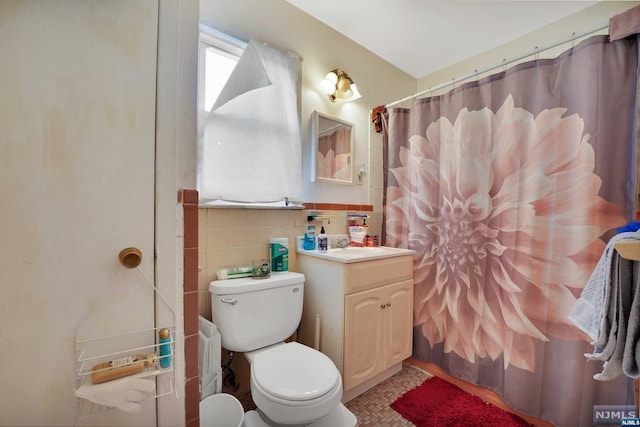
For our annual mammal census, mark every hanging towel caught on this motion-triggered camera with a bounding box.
[199,316,222,400]
[371,105,386,133]
[585,252,628,360]
[591,253,633,380]
[622,262,640,378]
[569,232,640,344]
[75,374,156,413]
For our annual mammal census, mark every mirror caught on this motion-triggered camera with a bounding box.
[311,111,354,184]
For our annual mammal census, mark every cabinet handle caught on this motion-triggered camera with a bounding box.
[380,304,386,309]
[386,302,391,307]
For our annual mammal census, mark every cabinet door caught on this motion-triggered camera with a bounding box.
[343,287,385,390]
[384,279,414,369]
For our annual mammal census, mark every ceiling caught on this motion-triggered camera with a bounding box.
[285,0,598,79]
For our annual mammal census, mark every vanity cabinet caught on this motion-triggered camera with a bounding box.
[297,251,414,400]
[343,279,413,390]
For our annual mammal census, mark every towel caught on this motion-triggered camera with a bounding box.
[609,4,640,42]
[623,262,640,378]
[592,254,633,380]
[371,105,386,133]
[75,373,156,413]
[199,316,222,399]
[569,232,640,344]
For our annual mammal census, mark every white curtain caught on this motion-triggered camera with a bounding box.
[198,39,302,202]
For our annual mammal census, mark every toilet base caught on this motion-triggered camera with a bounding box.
[242,403,357,427]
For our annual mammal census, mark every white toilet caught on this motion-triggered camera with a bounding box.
[209,272,357,427]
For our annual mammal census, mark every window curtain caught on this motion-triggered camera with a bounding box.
[198,39,302,203]
[383,34,638,426]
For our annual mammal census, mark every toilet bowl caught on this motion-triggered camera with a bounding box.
[247,342,342,425]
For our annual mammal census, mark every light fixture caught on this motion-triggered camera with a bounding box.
[321,69,361,102]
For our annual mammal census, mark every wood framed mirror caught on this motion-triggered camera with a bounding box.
[311,111,354,184]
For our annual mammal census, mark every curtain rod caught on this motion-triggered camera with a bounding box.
[385,22,609,108]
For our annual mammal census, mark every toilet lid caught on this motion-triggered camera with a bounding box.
[252,342,339,401]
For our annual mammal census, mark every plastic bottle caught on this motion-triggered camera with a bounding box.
[317,226,328,252]
[303,225,316,250]
[270,237,289,273]
[159,328,172,369]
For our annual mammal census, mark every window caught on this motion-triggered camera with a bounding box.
[197,25,245,113]
[197,34,303,203]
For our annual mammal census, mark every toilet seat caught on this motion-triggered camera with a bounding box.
[248,342,343,425]
[252,342,339,401]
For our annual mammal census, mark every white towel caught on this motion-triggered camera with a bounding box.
[199,316,222,399]
[75,374,156,413]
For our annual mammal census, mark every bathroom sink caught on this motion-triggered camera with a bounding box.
[297,245,414,263]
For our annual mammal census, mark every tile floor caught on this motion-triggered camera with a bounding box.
[237,362,431,426]
[344,363,431,426]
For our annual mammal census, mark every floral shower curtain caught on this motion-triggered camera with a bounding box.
[383,35,638,426]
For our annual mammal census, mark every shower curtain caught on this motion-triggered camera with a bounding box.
[383,34,639,426]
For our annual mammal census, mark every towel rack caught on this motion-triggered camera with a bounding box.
[614,241,640,261]
[613,240,640,415]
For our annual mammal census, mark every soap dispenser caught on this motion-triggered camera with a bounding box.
[318,226,328,252]
[303,224,317,250]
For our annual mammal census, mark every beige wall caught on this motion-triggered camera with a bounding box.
[416,1,639,95]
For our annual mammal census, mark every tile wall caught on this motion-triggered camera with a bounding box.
[179,189,200,427]
[197,203,379,318]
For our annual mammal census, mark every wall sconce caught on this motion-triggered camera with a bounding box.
[321,69,362,102]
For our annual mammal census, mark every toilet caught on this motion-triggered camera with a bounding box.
[209,272,357,427]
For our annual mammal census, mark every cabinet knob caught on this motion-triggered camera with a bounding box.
[386,302,391,307]
[380,304,386,309]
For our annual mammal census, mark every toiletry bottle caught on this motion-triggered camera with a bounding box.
[303,224,317,250]
[270,237,289,273]
[159,328,171,369]
[318,226,328,252]
[303,233,315,250]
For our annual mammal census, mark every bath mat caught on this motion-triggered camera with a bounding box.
[390,376,532,426]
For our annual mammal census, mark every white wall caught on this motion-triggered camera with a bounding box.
[199,0,416,207]
[417,1,640,94]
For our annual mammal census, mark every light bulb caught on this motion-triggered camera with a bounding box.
[321,71,338,94]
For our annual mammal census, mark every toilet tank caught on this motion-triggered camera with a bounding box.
[209,272,304,352]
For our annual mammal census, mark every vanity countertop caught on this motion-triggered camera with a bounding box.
[297,246,414,263]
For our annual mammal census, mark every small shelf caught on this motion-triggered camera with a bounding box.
[75,326,177,419]
[307,210,336,222]
[346,213,370,221]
